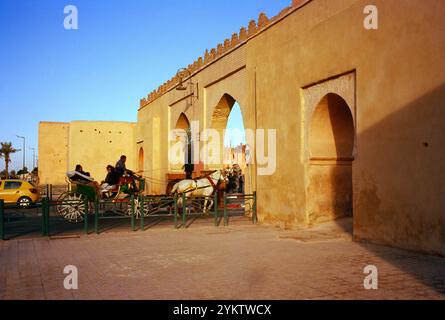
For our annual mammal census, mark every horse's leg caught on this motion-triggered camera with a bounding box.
[206,198,214,215]
[203,197,208,214]
[203,189,214,215]
[177,195,182,209]
[185,194,192,215]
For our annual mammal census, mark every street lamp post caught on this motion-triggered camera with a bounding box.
[16,135,25,172]
[29,147,35,170]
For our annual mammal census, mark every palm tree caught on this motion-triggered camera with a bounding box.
[0,142,18,179]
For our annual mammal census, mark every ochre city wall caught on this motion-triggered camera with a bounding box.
[67,121,136,182]
[38,122,69,185]
[39,121,136,186]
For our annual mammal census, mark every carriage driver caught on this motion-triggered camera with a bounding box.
[115,155,138,178]
[115,155,140,192]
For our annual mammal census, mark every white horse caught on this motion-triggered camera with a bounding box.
[170,170,227,214]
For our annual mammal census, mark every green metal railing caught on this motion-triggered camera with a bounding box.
[0,200,4,240]
[0,191,257,240]
[42,197,49,236]
[223,191,257,226]
[179,193,219,228]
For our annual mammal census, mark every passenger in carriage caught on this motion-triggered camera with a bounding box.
[70,165,93,182]
[68,164,102,198]
[100,165,120,198]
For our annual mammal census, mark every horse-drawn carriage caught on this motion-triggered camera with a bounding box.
[56,172,146,223]
[56,168,246,224]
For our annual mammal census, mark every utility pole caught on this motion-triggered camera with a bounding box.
[16,135,25,172]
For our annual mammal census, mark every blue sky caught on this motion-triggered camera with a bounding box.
[225,102,246,147]
[0,0,290,171]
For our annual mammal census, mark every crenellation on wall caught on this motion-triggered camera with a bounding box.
[247,20,258,37]
[238,27,247,42]
[138,1,308,109]
[257,13,270,29]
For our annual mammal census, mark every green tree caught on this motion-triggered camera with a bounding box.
[0,142,18,179]
[17,166,29,175]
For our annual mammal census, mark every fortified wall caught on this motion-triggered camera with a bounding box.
[39,121,136,185]
[136,0,445,255]
[38,0,445,255]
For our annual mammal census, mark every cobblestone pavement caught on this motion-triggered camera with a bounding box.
[1,218,444,300]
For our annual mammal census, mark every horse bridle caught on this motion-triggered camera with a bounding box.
[206,175,217,190]
[206,170,226,191]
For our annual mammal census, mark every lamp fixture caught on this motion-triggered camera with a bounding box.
[175,68,198,100]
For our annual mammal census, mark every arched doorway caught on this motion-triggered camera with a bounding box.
[172,113,191,172]
[207,93,248,194]
[176,113,190,131]
[138,147,144,173]
[307,93,355,223]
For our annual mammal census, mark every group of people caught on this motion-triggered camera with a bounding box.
[69,155,136,198]
[224,164,245,194]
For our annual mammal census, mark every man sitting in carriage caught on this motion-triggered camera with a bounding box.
[115,155,144,196]
[100,165,120,198]
[66,164,103,199]
[69,165,93,183]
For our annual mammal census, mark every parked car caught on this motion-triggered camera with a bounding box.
[0,179,40,208]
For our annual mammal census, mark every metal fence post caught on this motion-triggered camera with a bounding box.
[45,197,50,237]
[131,195,136,231]
[253,191,257,225]
[95,198,99,234]
[214,192,218,227]
[0,200,4,240]
[47,197,51,236]
[182,193,186,228]
[173,194,178,229]
[41,198,45,236]
[140,195,145,231]
[83,197,89,235]
[223,192,228,226]
[42,197,49,237]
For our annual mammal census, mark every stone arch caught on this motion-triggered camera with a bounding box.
[206,94,237,170]
[306,92,355,224]
[205,93,250,194]
[175,112,190,130]
[309,93,355,160]
[171,113,191,172]
[211,94,236,132]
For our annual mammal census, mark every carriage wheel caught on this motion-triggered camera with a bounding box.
[126,198,151,218]
[57,192,87,223]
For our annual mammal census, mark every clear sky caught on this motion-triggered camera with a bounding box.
[225,102,246,147]
[0,0,290,172]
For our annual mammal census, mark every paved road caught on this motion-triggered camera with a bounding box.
[0,218,444,300]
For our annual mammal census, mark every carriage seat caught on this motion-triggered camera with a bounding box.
[66,171,95,184]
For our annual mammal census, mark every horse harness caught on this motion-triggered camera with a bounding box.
[180,175,219,195]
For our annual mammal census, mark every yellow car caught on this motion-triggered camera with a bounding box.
[0,179,40,207]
